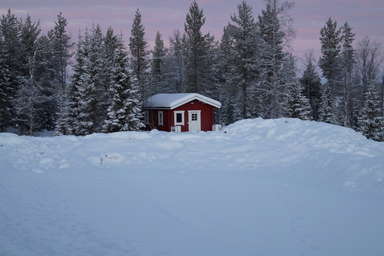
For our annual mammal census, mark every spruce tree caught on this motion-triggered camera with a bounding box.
[168,31,186,93]
[319,18,342,96]
[0,36,12,131]
[55,37,83,135]
[226,1,259,119]
[340,22,355,127]
[33,35,57,130]
[150,31,166,94]
[285,55,312,120]
[217,26,236,124]
[62,32,93,135]
[184,1,216,95]
[318,84,337,124]
[258,0,289,118]
[0,10,22,129]
[357,84,383,141]
[129,9,149,103]
[103,27,120,107]
[300,51,321,120]
[103,41,133,132]
[48,13,72,129]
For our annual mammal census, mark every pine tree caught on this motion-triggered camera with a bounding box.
[184,1,216,95]
[225,1,259,119]
[340,22,355,127]
[300,51,321,120]
[150,31,166,95]
[55,37,83,135]
[103,27,120,107]
[19,15,41,82]
[319,18,342,95]
[216,26,236,124]
[103,41,133,132]
[168,31,186,93]
[0,36,13,131]
[258,0,289,118]
[357,84,384,141]
[48,13,72,129]
[0,10,22,129]
[129,9,149,103]
[33,35,57,130]
[318,84,337,124]
[285,55,312,120]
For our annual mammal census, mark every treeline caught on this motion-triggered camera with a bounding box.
[0,0,383,141]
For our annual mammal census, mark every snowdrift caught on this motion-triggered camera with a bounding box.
[1,118,383,256]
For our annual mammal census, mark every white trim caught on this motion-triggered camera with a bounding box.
[174,111,185,126]
[144,93,222,109]
[170,95,221,109]
[158,111,164,126]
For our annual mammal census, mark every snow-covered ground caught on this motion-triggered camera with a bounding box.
[1,118,384,256]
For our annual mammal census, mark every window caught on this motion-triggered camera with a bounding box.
[191,113,198,121]
[158,111,164,126]
[174,111,184,125]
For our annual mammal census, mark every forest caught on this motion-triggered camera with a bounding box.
[0,0,383,141]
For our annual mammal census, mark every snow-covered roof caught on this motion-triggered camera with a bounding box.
[143,93,221,109]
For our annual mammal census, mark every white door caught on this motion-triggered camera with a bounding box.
[188,110,201,132]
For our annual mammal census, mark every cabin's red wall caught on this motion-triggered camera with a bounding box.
[144,99,217,132]
[172,100,215,132]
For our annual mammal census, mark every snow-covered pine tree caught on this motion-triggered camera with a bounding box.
[55,36,84,135]
[318,84,337,124]
[285,55,312,120]
[357,84,384,141]
[258,0,290,119]
[71,31,98,136]
[32,35,58,131]
[167,31,186,93]
[216,26,236,124]
[103,27,120,105]
[129,9,149,104]
[184,1,216,96]
[87,25,107,132]
[103,33,144,132]
[0,10,23,130]
[0,35,13,131]
[103,39,132,132]
[13,38,46,135]
[225,1,259,119]
[319,17,342,122]
[48,13,72,128]
[13,15,46,134]
[300,51,321,120]
[340,22,355,127]
[19,15,41,77]
[150,31,166,94]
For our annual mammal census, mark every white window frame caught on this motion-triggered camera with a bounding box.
[158,111,164,126]
[174,111,185,126]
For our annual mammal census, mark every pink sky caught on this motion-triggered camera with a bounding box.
[1,0,383,62]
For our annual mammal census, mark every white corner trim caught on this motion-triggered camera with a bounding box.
[174,111,185,126]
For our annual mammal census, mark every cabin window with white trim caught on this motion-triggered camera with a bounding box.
[174,111,184,126]
[158,111,164,126]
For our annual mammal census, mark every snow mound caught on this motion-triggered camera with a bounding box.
[1,118,384,256]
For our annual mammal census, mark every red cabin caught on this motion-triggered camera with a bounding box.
[143,93,222,132]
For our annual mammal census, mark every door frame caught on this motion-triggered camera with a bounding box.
[188,110,201,132]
